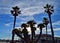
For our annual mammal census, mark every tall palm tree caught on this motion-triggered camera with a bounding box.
[44,4,54,43]
[11,6,21,29]
[21,23,30,43]
[11,6,21,43]
[27,20,36,43]
[35,23,45,43]
[43,17,49,40]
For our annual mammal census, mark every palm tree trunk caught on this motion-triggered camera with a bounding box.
[35,29,42,43]
[11,32,15,43]
[45,25,47,43]
[13,16,16,29]
[11,16,16,43]
[46,25,47,40]
[31,31,34,43]
[49,15,55,43]
[31,26,34,43]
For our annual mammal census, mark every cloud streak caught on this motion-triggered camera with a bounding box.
[0,0,58,15]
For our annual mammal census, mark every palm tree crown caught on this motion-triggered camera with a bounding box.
[27,20,36,26]
[21,23,29,28]
[43,17,49,26]
[44,4,54,15]
[11,6,21,16]
[38,23,45,29]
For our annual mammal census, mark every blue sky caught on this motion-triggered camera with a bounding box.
[0,0,60,40]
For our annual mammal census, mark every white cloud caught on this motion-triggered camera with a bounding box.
[5,22,14,27]
[54,35,60,37]
[21,6,44,16]
[20,16,34,21]
[52,21,60,26]
[35,27,60,34]
[47,28,60,32]
[5,23,11,27]
[47,21,60,29]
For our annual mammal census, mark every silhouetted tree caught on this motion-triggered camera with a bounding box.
[11,6,21,29]
[27,20,36,43]
[12,29,24,43]
[11,6,21,43]
[43,17,49,40]
[35,23,45,43]
[21,23,30,43]
[44,4,54,43]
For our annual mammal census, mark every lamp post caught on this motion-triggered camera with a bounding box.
[44,4,54,43]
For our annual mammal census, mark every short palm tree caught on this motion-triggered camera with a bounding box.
[44,4,54,43]
[43,17,49,40]
[11,28,23,43]
[11,23,30,43]
[27,20,36,43]
[21,23,30,43]
[35,23,45,43]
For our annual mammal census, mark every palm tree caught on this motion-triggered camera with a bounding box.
[27,20,36,43]
[35,23,45,43]
[11,6,21,43]
[43,17,49,40]
[11,6,21,29]
[11,29,24,43]
[44,4,54,43]
[21,23,30,43]
[11,23,29,43]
